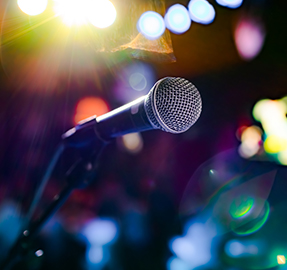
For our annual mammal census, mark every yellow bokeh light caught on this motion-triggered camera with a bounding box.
[278,151,287,165]
[264,135,287,154]
[18,0,48,16]
[87,0,117,28]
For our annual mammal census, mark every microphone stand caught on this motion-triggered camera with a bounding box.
[1,117,109,270]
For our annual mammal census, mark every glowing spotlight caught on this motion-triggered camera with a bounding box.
[164,4,191,34]
[277,255,286,265]
[54,0,89,26]
[137,11,166,40]
[74,97,109,125]
[18,0,48,16]
[87,0,117,28]
[188,0,215,25]
[216,0,243,9]
[235,18,266,61]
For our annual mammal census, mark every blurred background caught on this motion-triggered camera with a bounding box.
[0,0,287,269]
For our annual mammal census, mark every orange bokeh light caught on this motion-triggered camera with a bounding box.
[74,97,109,125]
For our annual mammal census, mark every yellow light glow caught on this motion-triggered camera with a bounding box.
[278,151,287,165]
[18,0,48,16]
[264,135,287,154]
[277,255,286,265]
[54,0,90,26]
[122,133,143,154]
[87,0,117,28]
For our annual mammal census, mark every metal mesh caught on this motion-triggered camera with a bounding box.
[145,77,202,134]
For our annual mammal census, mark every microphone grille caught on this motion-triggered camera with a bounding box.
[145,77,202,134]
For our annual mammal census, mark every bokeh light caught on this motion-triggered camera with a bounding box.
[18,0,48,16]
[225,240,260,258]
[121,133,143,154]
[82,218,118,246]
[167,257,191,270]
[238,125,262,158]
[216,0,243,9]
[188,0,215,25]
[252,98,287,162]
[235,18,266,61]
[164,4,191,34]
[137,11,166,40]
[87,0,117,28]
[74,97,109,125]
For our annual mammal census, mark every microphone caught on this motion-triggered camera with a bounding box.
[62,77,202,147]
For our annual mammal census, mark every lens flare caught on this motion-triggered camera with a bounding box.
[18,0,48,16]
[188,0,215,25]
[137,11,166,40]
[164,4,191,34]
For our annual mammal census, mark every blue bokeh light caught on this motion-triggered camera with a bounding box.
[82,218,118,246]
[188,0,215,25]
[216,0,243,9]
[137,11,166,40]
[164,4,191,34]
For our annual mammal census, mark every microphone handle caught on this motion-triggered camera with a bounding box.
[96,95,153,140]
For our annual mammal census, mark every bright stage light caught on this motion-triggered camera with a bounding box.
[53,0,89,26]
[18,0,48,16]
[54,0,117,27]
[188,0,215,25]
[216,0,243,9]
[87,0,117,28]
[164,4,191,34]
[137,11,166,40]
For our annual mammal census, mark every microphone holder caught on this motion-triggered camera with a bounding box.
[1,118,109,270]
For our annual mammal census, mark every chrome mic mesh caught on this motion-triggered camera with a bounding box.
[144,77,202,134]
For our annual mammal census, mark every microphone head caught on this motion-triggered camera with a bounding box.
[144,77,202,134]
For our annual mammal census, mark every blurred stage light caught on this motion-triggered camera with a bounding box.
[87,0,117,28]
[137,11,166,40]
[235,18,266,61]
[54,0,116,27]
[87,246,104,264]
[167,257,190,270]
[216,0,243,9]
[35,249,44,257]
[170,236,195,262]
[225,240,259,258]
[164,4,191,34]
[238,126,262,158]
[82,218,118,246]
[18,0,48,16]
[188,0,215,25]
[252,99,287,159]
[277,255,286,265]
[121,133,143,154]
[74,97,109,125]
[53,0,89,26]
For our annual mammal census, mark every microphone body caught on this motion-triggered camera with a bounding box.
[62,77,202,148]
